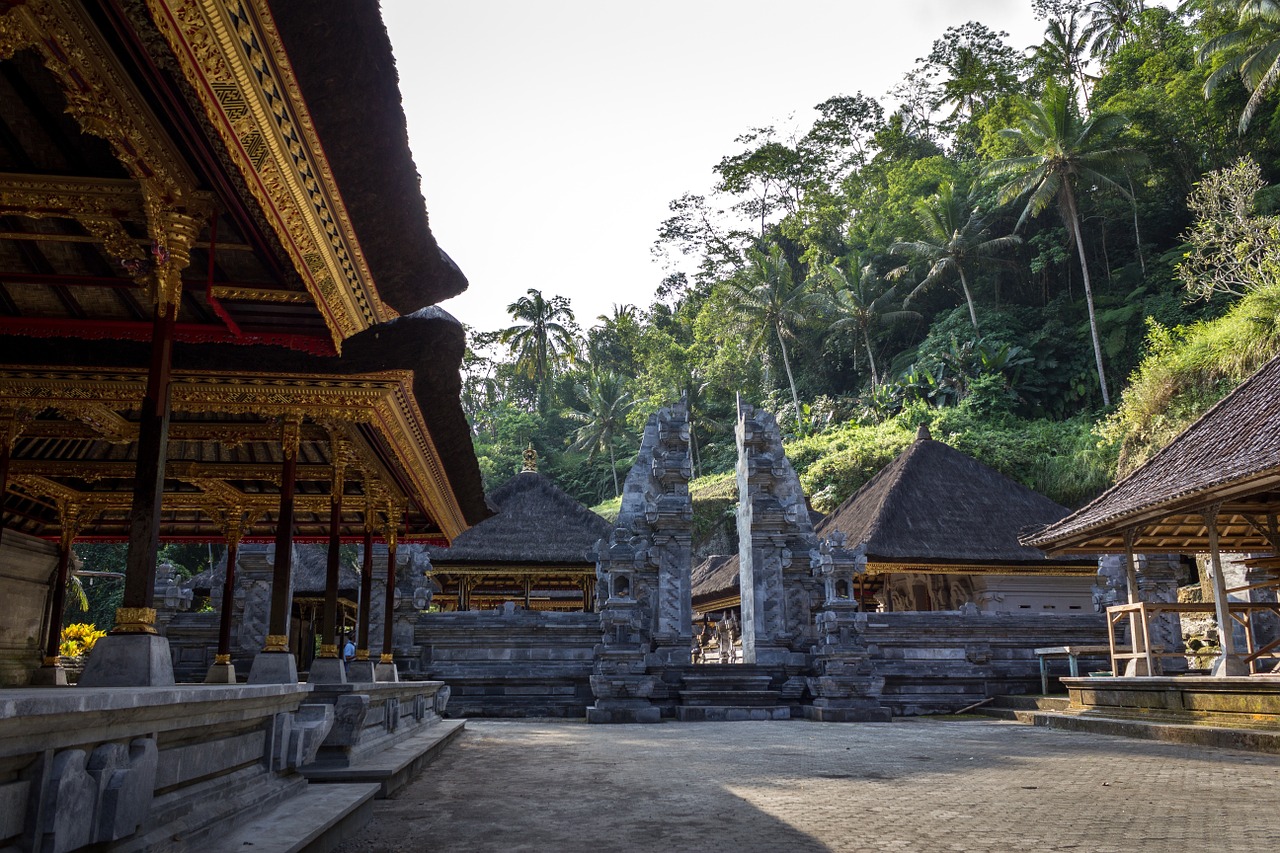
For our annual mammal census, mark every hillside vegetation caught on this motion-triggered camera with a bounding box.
[473,2,1280,533]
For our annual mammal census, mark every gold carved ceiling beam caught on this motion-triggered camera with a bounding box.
[12,473,346,516]
[0,2,213,309]
[18,419,329,445]
[0,366,467,540]
[143,0,394,345]
[8,459,340,483]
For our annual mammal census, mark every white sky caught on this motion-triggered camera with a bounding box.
[381,1,1171,336]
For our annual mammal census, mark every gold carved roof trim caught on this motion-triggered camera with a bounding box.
[863,561,1097,577]
[144,0,394,347]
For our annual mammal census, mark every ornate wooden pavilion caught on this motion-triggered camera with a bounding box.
[0,0,488,688]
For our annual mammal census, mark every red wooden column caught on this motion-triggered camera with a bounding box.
[310,435,348,683]
[0,409,27,548]
[376,521,399,682]
[32,504,81,686]
[117,300,176,636]
[248,415,301,684]
[205,510,244,684]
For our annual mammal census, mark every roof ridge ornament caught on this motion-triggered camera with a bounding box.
[522,444,538,473]
[916,423,932,442]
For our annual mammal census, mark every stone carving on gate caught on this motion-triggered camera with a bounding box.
[735,402,821,664]
[588,400,693,723]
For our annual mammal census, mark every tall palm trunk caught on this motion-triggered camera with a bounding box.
[608,442,619,498]
[957,267,981,333]
[775,323,803,433]
[862,328,880,390]
[1064,184,1111,407]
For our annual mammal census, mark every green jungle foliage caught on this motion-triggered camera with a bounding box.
[462,2,1280,523]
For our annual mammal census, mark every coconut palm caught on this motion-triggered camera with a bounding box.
[984,83,1146,407]
[818,254,921,390]
[1201,0,1280,133]
[1033,13,1095,98]
[565,371,633,497]
[722,244,816,432]
[500,289,576,409]
[890,182,1021,335]
[1084,0,1146,59]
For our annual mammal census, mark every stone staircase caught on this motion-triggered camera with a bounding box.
[675,664,791,721]
[975,694,1070,723]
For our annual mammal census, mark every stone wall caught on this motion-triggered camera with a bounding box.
[860,611,1110,715]
[416,608,599,717]
[0,530,56,686]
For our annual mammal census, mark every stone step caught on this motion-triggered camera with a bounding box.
[1012,711,1280,755]
[675,705,791,722]
[681,674,774,691]
[301,719,466,798]
[679,690,781,708]
[208,782,379,853]
[985,695,1071,713]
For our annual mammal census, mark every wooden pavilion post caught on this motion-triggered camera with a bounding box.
[310,433,348,684]
[348,512,376,683]
[1121,527,1152,676]
[205,509,245,684]
[248,415,302,684]
[31,503,81,686]
[375,518,400,682]
[0,408,30,548]
[1205,503,1248,676]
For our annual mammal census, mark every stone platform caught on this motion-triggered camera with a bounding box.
[208,782,379,853]
[302,720,465,797]
[1063,674,1280,729]
[305,680,450,771]
[0,684,335,852]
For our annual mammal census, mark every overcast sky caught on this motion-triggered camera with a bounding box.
[381,1,1169,336]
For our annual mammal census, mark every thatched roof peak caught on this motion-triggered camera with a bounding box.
[815,434,1081,565]
[425,471,611,565]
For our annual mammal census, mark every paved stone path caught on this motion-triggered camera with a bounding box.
[336,718,1280,852]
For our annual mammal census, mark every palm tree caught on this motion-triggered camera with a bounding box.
[722,244,816,432]
[499,289,576,409]
[565,371,633,497]
[1034,13,1095,98]
[1084,0,1146,60]
[984,83,1146,407]
[1201,0,1280,133]
[890,182,1021,334]
[818,254,920,390]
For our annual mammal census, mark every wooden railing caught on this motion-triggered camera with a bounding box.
[1106,600,1280,676]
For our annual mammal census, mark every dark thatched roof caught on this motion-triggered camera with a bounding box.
[1027,352,1280,554]
[691,554,739,605]
[816,425,1086,567]
[189,545,360,597]
[266,0,468,311]
[425,471,611,565]
[0,308,489,529]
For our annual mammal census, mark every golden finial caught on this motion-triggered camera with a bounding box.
[522,444,538,472]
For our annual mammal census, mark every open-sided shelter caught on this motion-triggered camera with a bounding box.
[425,450,611,611]
[1027,352,1280,678]
[0,0,488,690]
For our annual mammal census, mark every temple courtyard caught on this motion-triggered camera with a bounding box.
[335,719,1280,852]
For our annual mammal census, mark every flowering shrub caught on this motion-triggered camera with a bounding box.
[59,623,106,659]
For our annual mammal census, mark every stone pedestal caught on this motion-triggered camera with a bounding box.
[204,661,237,684]
[347,660,376,682]
[374,661,399,682]
[29,664,69,686]
[248,651,298,684]
[308,656,347,684]
[78,633,175,688]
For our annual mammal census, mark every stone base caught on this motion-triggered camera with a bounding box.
[374,662,399,683]
[78,632,175,687]
[309,656,348,685]
[802,704,893,722]
[586,702,661,724]
[248,651,299,685]
[347,660,376,683]
[204,662,237,684]
[676,705,790,722]
[1213,656,1251,677]
[29,664,68,687]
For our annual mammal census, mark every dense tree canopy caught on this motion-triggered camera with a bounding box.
[463,3,1280,513]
